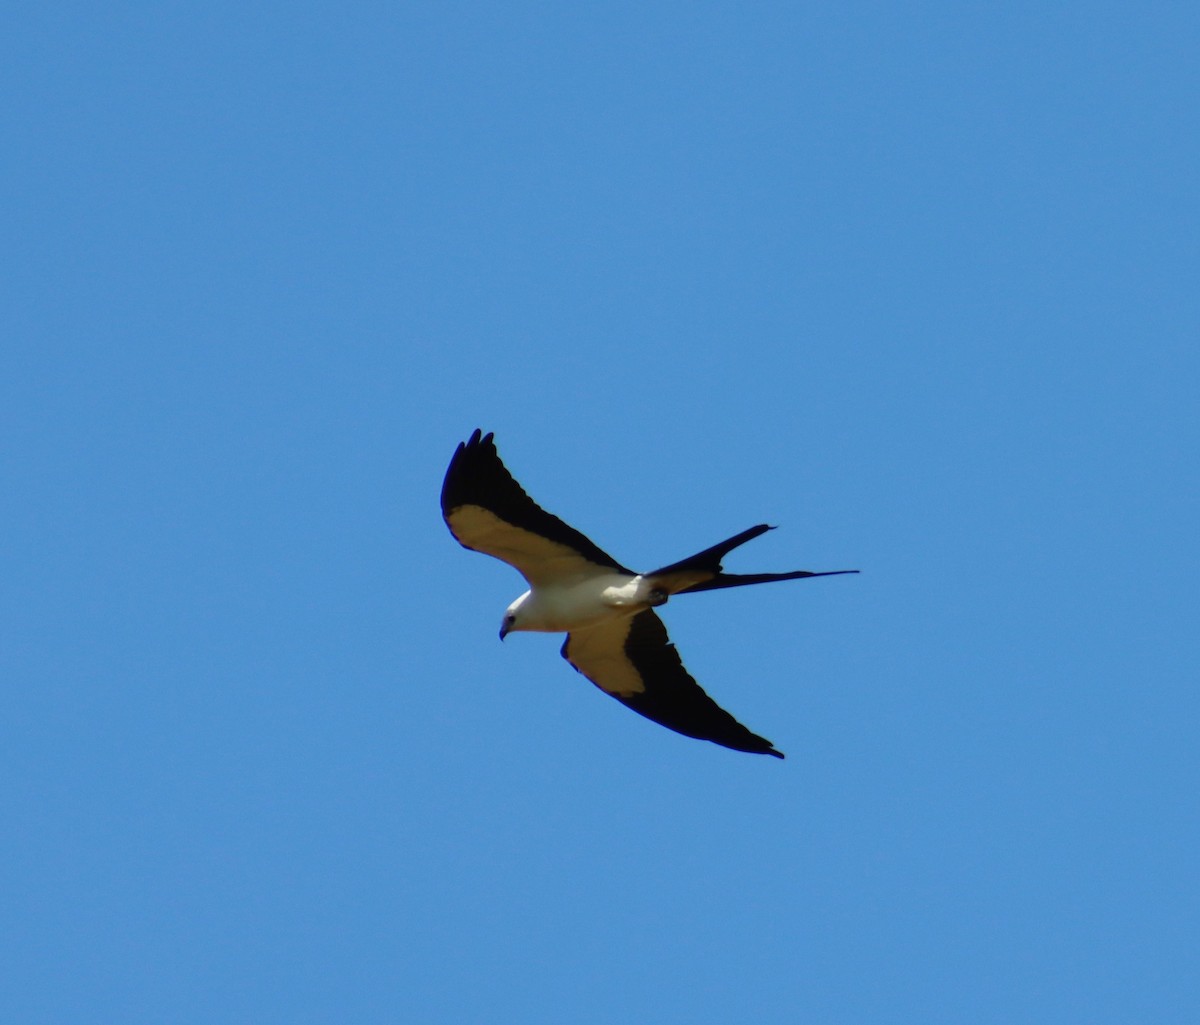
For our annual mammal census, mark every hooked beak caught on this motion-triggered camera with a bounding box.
[499,623,509,642]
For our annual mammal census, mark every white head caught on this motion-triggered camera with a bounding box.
[498,590,532,640]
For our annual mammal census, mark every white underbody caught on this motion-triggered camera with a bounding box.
[507,573,659,633]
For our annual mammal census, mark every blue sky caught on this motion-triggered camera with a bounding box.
[4,2,1197,1022]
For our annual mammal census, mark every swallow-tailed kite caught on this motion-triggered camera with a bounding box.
[440,430,857,759]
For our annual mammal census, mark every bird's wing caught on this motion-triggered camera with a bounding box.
[441,430,632,586]
[561,610,784,758]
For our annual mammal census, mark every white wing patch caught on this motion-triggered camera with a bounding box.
[447,505,620,587]
[562,616,646,696]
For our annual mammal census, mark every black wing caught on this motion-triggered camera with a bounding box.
[561,610,784,758]
[441,430,632,586]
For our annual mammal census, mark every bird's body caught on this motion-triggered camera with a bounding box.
[503,573,661,634]
[440,429,856,759]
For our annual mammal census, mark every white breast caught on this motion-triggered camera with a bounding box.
[521,574,652,632]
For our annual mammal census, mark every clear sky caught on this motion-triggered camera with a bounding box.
[4,3,1197,1022]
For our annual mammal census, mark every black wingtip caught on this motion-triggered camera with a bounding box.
[765,748,786,760]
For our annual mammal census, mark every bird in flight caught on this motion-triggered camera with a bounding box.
[440,430,857,759]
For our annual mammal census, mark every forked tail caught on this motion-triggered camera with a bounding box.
[646,524,858,596]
